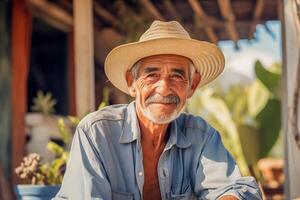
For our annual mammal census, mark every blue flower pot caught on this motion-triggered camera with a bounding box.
[14,185,60,200]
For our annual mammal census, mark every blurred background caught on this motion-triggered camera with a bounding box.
[1,0,300,199]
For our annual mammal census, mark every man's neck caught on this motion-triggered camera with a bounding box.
[136,106,170,154]
[136,107,169,138]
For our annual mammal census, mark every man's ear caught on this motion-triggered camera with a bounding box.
[187,72,201,98]
[125,71,136,97]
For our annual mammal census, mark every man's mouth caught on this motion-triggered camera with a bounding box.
[145,93,180,106]
[148,102,175,105]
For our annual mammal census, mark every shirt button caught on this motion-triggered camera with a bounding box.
[138,172,143,176]
[242,186,247,193]
[162,170,167,177]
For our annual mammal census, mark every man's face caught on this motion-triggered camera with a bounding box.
[127,54,200,124]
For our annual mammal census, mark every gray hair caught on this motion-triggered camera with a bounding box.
[130,60,196,84]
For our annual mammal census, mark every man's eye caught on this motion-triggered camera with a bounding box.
[146,73,159,78]
[171,74,184,80]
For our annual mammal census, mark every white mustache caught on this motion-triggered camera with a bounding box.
[145,93,180,105]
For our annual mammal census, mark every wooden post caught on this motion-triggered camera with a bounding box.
[11,0,32,183]
[282,0,300,198]
[73,0,95,117]
[68,32,76,116]
[0,164,14,200]
[0,0,12,178]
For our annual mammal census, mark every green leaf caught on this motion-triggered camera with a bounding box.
[68,116,81,125]
[47,141,64,156]
[58,118,72,144]
[191,88,249,175]
[102,87,110,102]
[256,98,281,157]
[50,158,67,176]
[98,102,108,110]
[98,87,110,110]
[230,89,248,123]
[254,61,281,93]
[238,124,260,165]
[247,80,270,117]
[31,90,57,114]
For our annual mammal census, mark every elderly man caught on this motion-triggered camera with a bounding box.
[54,21,262,200]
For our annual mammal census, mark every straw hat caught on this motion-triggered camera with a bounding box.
[104,20,225,94]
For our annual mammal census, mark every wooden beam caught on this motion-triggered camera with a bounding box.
[163,0,182,23]
[26,0,73,32]
[115,0,143,25]
[73,0,95,117]
[94,28,124,64]
[188,0,218,44]
[139,0,165,21]
[57,0,73,12]
[162,0,197,37]
[253,0,266,19]
[218,0,235,21]
[186,19,264,29]
[249,0,265,39]
[31,8,71,32]
[217,0,239,42]
[11,0,32,183]
[68,32,76,116]
[188,0,206,18]
[94,2,118,25]
[204,26,218,44]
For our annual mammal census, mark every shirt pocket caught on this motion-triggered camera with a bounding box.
[170,178,193,200]
[112,191,134,200]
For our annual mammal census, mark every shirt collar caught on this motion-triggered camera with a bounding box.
[119,102,192,149]
[119,101,140,143]
[165,117,192,149]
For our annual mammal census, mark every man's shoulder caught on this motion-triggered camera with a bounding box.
[77,104,129,130]
[178,112,215,134]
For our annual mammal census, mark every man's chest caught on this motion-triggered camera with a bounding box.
[100,141,195,200]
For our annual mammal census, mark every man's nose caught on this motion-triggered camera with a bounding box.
[155,77,173,96]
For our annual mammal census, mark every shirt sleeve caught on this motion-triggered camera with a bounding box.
[194,130,262,200]
[53,126,112,200]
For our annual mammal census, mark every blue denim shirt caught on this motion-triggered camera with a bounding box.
[54,102,262,200]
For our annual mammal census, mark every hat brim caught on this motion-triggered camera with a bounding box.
[104,37,225,94]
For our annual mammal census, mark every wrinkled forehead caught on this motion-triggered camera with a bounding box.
[139,54,191,75]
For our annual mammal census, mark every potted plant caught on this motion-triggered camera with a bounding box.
[14,88,109,199]
[14,116,79,200]
[14,153,62,200]
[26,90,64,163]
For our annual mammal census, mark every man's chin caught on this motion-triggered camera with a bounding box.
[147,115,175,124]
[144,109,181,124]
